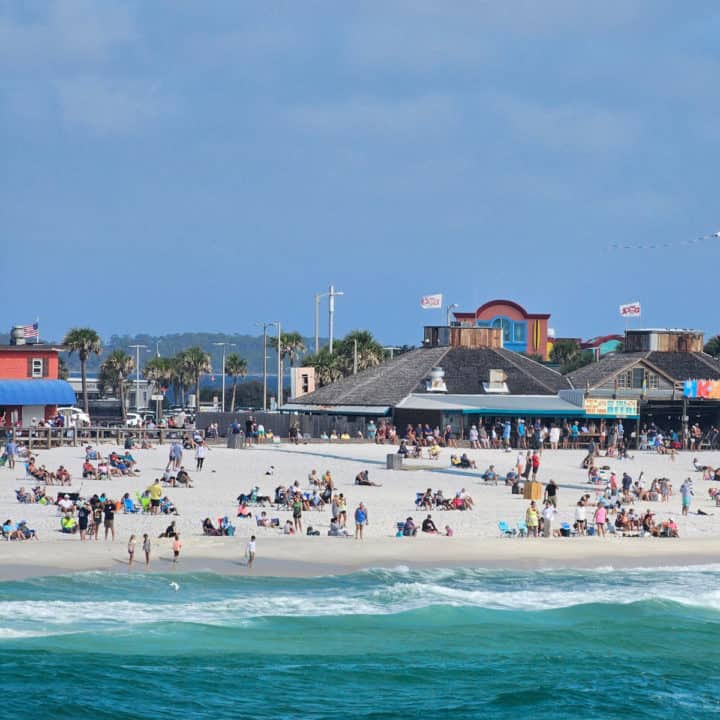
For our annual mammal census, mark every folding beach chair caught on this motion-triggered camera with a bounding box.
[516,520,528,537]
[498,521,516,537]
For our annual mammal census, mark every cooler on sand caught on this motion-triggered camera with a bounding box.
[523,481,543,501]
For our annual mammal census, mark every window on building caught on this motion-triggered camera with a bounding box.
[31,358,43,378]
[632,368,645,389]
[647,373,659,389]
[491,317,512,343]
[513,322,527,343]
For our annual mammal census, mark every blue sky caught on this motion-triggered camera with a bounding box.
[2,1,719,347]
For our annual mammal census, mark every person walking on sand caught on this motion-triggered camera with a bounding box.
[354,502,368,540]
[142,533,151,567]
[195,440,208,471]
[172,534,182,565]
[246,535,256,568]
[128,534,136,567]
[292,494,303,533]
[531,451,540,481]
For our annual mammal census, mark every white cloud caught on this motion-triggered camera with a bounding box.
[0,0,135,65]
[55,76,168,134]
[494,98,639,152]
[344,0,660,69]
[289,94,459,137]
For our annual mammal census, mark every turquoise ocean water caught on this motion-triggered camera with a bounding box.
[1,566,719,719]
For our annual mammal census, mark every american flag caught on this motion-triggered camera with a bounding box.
[22,323,39,340]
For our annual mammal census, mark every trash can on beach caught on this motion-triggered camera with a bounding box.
[387,453,403,470]
[227,431,245,449]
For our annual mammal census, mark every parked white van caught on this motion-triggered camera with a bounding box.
[58,407,91,427]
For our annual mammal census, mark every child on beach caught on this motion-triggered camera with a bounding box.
[173,534,182,564]
[128,535,136,567]
[246,535,256,568]
[142,533,151,567]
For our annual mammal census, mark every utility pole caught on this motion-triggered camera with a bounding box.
[213,342,235,413]
[276,321,282,407]
[255,322,276,412]
[328,284,344,353]
[129,344,148,411]
[353,339,358,375]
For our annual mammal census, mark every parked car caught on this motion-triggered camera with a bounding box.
[58,407,91,427]
[125,413,143,427]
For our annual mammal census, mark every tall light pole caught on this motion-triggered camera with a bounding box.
[213,342,235,412]
[328,285,344,353]
[276,321,282,407]
[445,303,459,327]
[256,321,278,412]
[128,344,148,410]
[315,285,344,354]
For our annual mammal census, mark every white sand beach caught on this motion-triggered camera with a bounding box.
[2,440,719,579]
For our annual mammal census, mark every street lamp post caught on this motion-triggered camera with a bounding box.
[314,285,344,354]
[256,321,279,412]
[213,342,236,413]
[128,344,148,410]
[276,321,282,407]
[445,303,459,327]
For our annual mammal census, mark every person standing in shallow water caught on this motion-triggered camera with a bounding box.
[143,533,151,567]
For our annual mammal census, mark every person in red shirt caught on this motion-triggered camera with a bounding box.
[531,451,540,481]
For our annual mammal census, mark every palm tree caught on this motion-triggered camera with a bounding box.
[336,330,387,373]
[143,357,174,389]
[224,353,248,412]
[304,348,343,387]
[269,331,306,406]
[98,350,134,421]
[143,357,174,409]
[168,354,193,407]
[181,346,211,410]
[269,331,307,367]
[63,328,103,414]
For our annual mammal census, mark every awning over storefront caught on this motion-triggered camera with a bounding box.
[0,380,76,406]
[281,403,391,416]
[395,394,585,417]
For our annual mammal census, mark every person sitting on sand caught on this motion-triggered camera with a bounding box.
[418,488,433,511]
[55,466,71,485]
[450,454,461,467]
[159,521,178,539]
[283,520,295,535]
[237,502,252,518]
[402,517,418,537]
[459,453,476,469]
[355,470,381,487]
[421,514,439,534]
[482,465,498,484]
[328,516,349,536]
[175,467,193,487]
[202,517,222,536]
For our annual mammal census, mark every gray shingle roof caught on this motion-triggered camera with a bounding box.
[646,352,720,380]
[568,351,720,390]
[287,347,449,407]
[288,346,570,408]
[412,347,570,395]
[567,352,648,390]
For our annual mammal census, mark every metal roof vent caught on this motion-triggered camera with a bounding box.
[426,367,447,393]
[482,368,509,394]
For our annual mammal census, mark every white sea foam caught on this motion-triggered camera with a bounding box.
[2,569,720,637]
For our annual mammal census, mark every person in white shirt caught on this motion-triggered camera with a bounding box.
[246,536,256,568]
[542,501,556,538]
[574,501,587,535]
[58,494,74,513]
